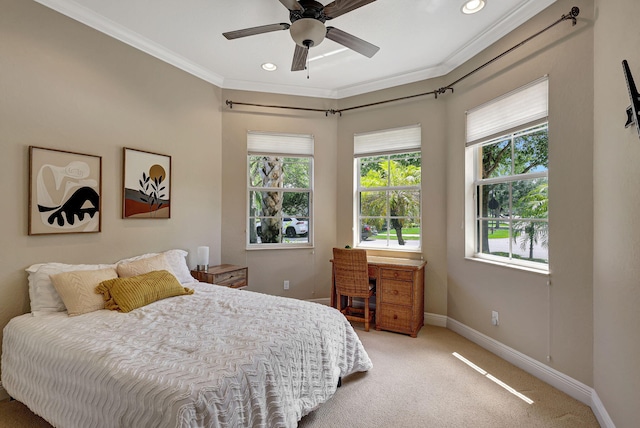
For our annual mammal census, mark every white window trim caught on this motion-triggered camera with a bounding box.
[246,132,314,250]
[354,124,422,252]
[464,77,550,271]
[465,124,549,272]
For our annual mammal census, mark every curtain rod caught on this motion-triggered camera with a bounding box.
[225,6,580,116]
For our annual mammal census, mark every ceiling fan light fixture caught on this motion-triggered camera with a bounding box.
[462,0,486,14]
[290,18,326,48]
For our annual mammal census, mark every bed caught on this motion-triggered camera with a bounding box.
[1,250,372,428]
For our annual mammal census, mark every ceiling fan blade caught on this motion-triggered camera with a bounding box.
[325,26,379,58]
[223,23,290,40]
[291,45,308,71]
[324,0,376,19]
[279,0,304,11]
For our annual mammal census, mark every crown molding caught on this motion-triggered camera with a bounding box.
[33,0,225,87]
[33,0,556,100]
[439,0,557,73]
[222,78,338,99]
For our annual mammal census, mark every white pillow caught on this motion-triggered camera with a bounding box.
[116,249,195,284]
[162,249,197,284]
[26,262,116,316]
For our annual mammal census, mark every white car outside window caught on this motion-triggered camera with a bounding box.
[255,217,308,237]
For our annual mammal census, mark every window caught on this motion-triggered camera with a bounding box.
[466,77,549,270]
[354,125,421,250]
[247,131,313,248]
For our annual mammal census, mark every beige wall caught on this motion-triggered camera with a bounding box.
[336,79,449,317]
[5,0,640,424]
[220,90,338,299]
[445,0,595,385]
[0,0,222,384]
[333,0,595,386]
[593,0,640,425]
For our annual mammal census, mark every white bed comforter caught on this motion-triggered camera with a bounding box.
[1,283,372,428]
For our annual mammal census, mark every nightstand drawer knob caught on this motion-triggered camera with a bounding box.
[393,314,398,320]
[393,290,399,295]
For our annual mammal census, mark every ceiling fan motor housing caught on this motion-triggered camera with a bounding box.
[222,0,380,71]
[289,0,327,47]
[289,0,327,23]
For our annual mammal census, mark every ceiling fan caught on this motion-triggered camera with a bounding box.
[223,0,380,72]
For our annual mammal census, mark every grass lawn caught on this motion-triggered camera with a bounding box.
[372,226,507,241]
[373,227,420,241]
[488,228,509,239]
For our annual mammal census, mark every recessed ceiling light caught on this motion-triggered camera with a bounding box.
[261,62,277,72]
[462,0,486,14]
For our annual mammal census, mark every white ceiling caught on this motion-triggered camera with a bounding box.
[34,0,556,99]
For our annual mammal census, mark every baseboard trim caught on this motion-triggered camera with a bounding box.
[425,312,447,327]
[306,297,331,306]
[591,389,615,428]
[446,318,593,403]
[446,318,616,427]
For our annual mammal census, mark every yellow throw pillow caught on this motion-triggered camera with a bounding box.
[116,253,174,278]
[96,270,194,313]
[50,268,118,316]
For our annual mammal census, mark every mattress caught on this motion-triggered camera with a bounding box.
[1,283,372,427]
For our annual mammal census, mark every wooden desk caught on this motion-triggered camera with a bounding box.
[331,256,426,337]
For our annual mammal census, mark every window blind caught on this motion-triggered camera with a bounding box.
[247,131,314,155]
[354,124,421,156]
[466,77,548,146]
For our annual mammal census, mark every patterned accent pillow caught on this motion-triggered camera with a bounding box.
[116,254,173,278]
[50,268,118,316]
[96,270,194,313]
[26,262,116,316]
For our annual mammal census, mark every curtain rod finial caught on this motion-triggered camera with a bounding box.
[564,6,580,25]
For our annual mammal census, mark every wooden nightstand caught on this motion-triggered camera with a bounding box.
[191,264,248,289]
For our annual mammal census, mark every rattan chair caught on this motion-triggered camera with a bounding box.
[332,247,375,331]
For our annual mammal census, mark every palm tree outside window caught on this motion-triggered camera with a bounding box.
[354,125,422,251]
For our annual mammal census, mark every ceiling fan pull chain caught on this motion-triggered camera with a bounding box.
[306,46,310,79]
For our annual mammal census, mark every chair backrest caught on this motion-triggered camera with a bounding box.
[332,247,370,298]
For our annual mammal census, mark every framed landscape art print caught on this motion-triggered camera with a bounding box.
[28,146,102,235]
[122,148,171,219]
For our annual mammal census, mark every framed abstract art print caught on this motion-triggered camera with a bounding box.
[122,148,171,219]
[28,146,102,235]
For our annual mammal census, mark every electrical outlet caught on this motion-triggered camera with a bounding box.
[284,280,289,290]
[491,311,499,326]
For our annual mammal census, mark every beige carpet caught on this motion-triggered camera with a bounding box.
[0,325,599,428]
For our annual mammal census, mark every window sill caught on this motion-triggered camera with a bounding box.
[360,247,423,260]
[246,244,314,251]
[464,256,549,276]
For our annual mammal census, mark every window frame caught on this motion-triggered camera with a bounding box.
[354,150,422,252]
[246,133,314,250]
[464,77,550,273]
[470,123,549,271]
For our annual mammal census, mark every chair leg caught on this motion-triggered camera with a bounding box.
[364,300,370,332]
